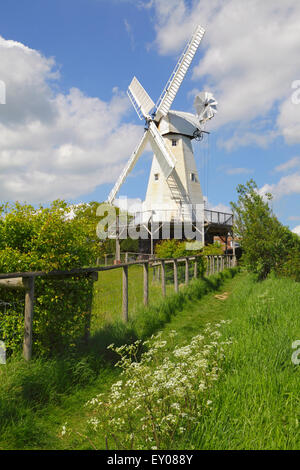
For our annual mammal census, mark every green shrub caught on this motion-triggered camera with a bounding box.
[0,201,98,356]
[231,180,300,280]
[154,240,206,280]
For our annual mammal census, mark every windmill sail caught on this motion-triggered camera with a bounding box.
[148,121,176,178]
[154,25,205,121]
[127,77,155,120]
[107,130,149,204]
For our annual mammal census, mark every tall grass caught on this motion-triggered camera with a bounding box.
[189,273,300,450]
[0,269,237,449]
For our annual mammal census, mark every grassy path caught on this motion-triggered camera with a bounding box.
[0,271,241,450]
[191,274,300,450]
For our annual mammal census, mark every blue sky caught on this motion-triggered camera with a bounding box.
[0,0,299,234]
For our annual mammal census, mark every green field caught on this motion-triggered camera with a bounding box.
[0,268,299,450]
[91,262,198,331]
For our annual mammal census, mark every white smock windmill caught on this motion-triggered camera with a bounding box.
[107,25,217,232]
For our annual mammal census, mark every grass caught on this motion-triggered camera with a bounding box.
[1,268,298,450]
[188,273,300,450]
[90,263,196,331]
[0,268,237,450]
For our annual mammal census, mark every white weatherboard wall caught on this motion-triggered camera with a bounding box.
[143,134,203,222]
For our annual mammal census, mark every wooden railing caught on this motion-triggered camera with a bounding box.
[0,254,236,361]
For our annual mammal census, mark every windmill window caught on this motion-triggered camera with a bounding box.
[172,139,177,147]
[154,173,159,181]
[190,173,197,182]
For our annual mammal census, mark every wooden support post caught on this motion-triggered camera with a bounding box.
[143,263,148,307]
[185,258,189,285]
[125,252,128,263]
[115,215,121,264]
[157,265,160,282]
[122,265,128,322]
[173,260,178,293]
[105,254,108,266]
[194,259,198,278]
[84,272,98,344]
[161,261,166,297]
[23,277,35,361]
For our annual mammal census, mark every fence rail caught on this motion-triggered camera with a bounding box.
[0,254,236,361]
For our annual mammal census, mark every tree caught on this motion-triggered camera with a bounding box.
[231,179,300,280]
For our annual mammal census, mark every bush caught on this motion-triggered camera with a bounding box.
[0,201,99,356]
[231,180,300,280]
[154,240,206,279]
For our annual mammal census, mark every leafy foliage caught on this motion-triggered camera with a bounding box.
[154,240,206,278]
[0,201,101,356]
[231,179,300,280]
[202,243,223,256]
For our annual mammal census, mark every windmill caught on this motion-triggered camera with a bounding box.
[107,25,218,248]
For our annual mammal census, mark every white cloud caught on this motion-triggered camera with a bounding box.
[259,172,300,200]
[149,0,300,148]
[115,196,143,214]
[277,97,300,144]
[292,225,300,236]
[0,36,142,203]
[204,196,231,214]
[124,19,135,51]
[275,157,300,172]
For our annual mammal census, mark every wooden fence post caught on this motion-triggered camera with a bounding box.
[143,262,148,307]
[23,277,35,361]
[173,259,178,293]
[83,271,98,345]
[161,261,166,297]
[194,258,198,278]
[156,265,160,282]
[122,265,128,322]
[185,258,189,285]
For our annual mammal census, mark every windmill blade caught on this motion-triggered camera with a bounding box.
[148,121,176,178]
[194,91,218,124]
[127,76,155,120]
[107,130,149,204]
[154,25,205,121]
